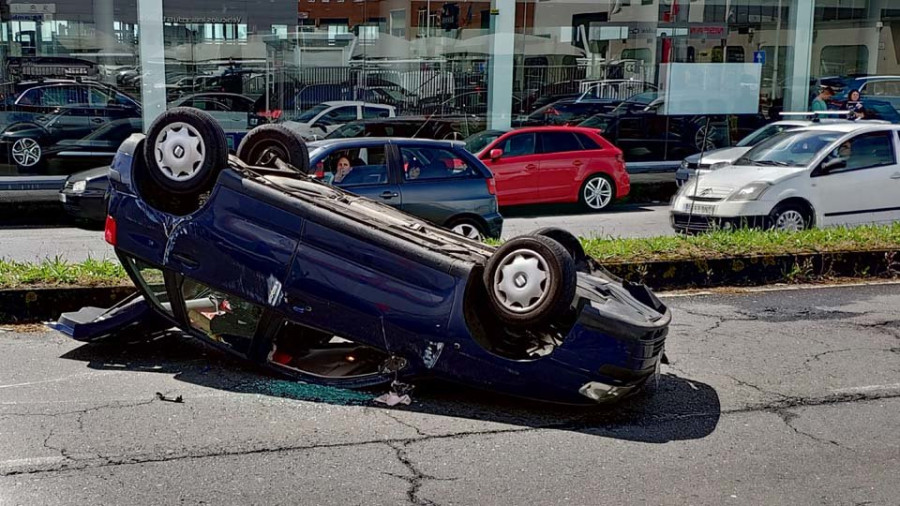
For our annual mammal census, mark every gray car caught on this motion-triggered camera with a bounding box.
[307,138,503,239]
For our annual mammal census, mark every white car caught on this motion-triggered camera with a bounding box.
[282,101,396,140]
[169,93,255,130]
[674,114,880,186]
[671,123,900,233]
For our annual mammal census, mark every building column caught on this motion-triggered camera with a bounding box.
[137,0,166,131]
[93,0,116,56]
[486,0,515,130]
[785,0,815,112]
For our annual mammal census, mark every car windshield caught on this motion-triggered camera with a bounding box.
[528,102,588,121]
[736,124,802,147]
[578,115,610,130]
[735,130,842,168]
[465,130,503,153]
[325,123,365,139]
[295,104,331,123]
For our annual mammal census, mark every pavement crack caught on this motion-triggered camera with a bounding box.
[771,408,845,449]
[385,441,451,506]
[382,411,429,437]
[720,374,789,399]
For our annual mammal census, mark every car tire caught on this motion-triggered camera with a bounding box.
[483,235,577,327]
[579,173,615,212]
[769,203,812,232]
[10,137,45,171]
[237,124,310,171]
[530,227,586,265]
[142,107,228,196]
[447,218,486,241]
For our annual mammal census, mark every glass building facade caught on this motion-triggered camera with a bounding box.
[0,0,898,180]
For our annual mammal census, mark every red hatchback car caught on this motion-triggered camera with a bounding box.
[476,126,629,211]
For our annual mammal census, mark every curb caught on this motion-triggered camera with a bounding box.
[1,249,898,324]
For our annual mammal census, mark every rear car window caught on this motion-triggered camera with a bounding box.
[539,132,582,154]
[400,147,475,181]
[575,133,600,149]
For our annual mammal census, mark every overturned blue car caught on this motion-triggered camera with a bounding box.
[51,108,671,405]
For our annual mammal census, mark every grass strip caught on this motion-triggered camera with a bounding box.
[0,256,128,289]
[4,224,900,288]
[581,223,900,263]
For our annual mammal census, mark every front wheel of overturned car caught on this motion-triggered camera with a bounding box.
[483,235,577,327]
[142,107,228,196]
[237,124,310,171]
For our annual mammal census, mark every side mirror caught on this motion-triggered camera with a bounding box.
[820,158,846,173]
[489,148,503,161]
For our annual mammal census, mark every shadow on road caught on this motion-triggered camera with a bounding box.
[501,202,666,219]
[60,332,720,444]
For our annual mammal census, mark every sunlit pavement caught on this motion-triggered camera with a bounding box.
[2,283,899,505]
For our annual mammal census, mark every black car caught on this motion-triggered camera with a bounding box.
[0,109,142,170]
[59,165,109,226]
[516,98,620,127]
[326,116,487,141]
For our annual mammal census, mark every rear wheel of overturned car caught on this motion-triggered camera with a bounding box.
[237,124,310,172]
[483,235,577,327]
[531,227,587,266]
[142,107,228,196]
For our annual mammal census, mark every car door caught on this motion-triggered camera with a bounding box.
[534,131,587,202]
[327,143,402,207]
[812,130,900,226]
[395,144,486,227]
[481,132,538,206]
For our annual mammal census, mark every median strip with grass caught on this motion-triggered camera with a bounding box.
[3,224,900,290]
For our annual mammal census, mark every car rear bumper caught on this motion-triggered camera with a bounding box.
[484,212,504,239]
[60,190,107,223]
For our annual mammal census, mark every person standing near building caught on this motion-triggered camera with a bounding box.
[811,86,834,111]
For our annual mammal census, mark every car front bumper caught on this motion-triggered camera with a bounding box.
[60,189,108,223]
[670,196,775,233]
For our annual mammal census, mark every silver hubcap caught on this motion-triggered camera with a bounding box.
[154,122,206,181]
[492,249,550,314]
[775,210,805,231]
[451,223,483,240]
[12,138,41,167]
[583,177,612,210]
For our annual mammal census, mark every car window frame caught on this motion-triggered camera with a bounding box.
[397,145,479,184]
[537,131,584,154]
[496,132,537,159]
[812,130,898,177]
[319,142,394,188]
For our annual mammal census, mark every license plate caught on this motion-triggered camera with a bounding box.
[682,202,716,215]
[59,193,66,203]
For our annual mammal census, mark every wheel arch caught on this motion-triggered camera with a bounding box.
[443,212,490,235]
[771,197,817,227]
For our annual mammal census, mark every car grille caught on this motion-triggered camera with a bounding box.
[672,213,715,232]
[683,186,732,200]
[686,196,724,202]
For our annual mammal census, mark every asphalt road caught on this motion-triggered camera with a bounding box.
[0,204,673,263]
[2,283,899,505]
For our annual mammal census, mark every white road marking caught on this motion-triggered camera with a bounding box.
[0,371,120,390]
[831,383,900,395]
[660,279,900,298]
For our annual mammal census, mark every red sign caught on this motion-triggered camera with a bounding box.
[689,26,726,38]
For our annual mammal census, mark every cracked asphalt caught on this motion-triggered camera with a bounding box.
[1,282,900,505]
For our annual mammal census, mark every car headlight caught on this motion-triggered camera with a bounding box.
[72,181,87,193]
[709,161,730,170]
[727,182,771,201]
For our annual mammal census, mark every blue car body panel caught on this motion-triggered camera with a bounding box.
[54,133,670,404]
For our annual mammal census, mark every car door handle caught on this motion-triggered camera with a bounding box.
[891,172,900,179]
[91,118,104,123]
[573,160,583,167]
[380,191,399,199]
[525,164,537,170]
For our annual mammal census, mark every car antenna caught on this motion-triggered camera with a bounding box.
[686,116,712,231]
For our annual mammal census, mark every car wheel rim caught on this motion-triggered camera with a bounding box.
[11,138,41,167]
[154,122,206,181]
[583,177,612,209]
[492,248,550,314]
[775,210,805,231]
[451,223,483,240]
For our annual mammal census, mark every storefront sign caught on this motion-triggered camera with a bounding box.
[689,25,726,38]
[163,16,243,23]
[9,3,56,14]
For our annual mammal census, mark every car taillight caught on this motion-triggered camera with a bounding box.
[259,109,282,120]
[104,215,117,246]
[486,177,496,195]
[314,162,324,179]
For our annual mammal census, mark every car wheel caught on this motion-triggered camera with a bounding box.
[237,124,310,171]
[694,125,718,151]
[448,218,485,241]
[770,204,811,232]
[143,107,228,196]
[530,227,586,265]
[11,137,44,170]
[483,235,577,327]
[580,174,615,211]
